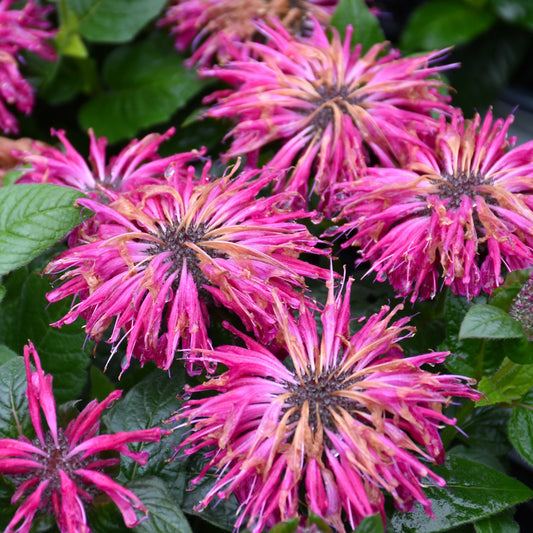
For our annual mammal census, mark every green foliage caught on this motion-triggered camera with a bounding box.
[477,359,533,405]
[0,357,31,439]
[388,456,533,532]
[400,0,497,52]
[490,0,533,30]
[473,509,519,533]
[79,33,206,143]
[104,368,185,485]
[446,22,531,113]
[126,477,192,533]
[439,295,506,378]
[65,0,167,43]
[353,514,384,533]
[508,391,533,466]
[459,304,524,340]
[0,269,91,404]
[330,0,384,52]
[0,184,84,276]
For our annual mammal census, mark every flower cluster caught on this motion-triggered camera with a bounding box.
[7,1,529,531]
[173,278,480,531]
[0,342,162,533]
[0,0,56,134]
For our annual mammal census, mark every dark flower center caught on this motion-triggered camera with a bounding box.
[10,429,92,509]
[438,171,487,209]
[309,85,357,131]
[286,369,365,433]
[147,221,217,292]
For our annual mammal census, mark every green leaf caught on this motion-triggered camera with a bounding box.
[439,295,505,378]
[503,335,533,365]
[459,405,512,458]
[89,364,116,402]
[0,357,31,439]
[56,1,88,58]
[1,167,32,187]
[473,508,519,533]
[0,184,84,276]
[400,0,496,52]
[66,0,167,43]
[354,513,384,533]
[0,344,17,366]
[508,391,533,466]
[459,304,523,340]
[126,477,192,533]
[79,33,206,143]
[389,456,532,532]
[447,23,530,114]
[491,0,533,30]
[0,285,4,304]
[268,519,300,533]
[477,359,533,405]
[330,0,385,52]
[181,452,240,531]
[0,269,91,404]
[104,367,186,488]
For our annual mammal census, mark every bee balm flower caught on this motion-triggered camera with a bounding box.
[334,109,533,301]
[202,20,454,210]
[45,162,329,374]
[173,277,480,532]
[0,342,162,533]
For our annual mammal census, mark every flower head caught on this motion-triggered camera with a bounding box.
[17,127,197,201]
[202,20,454,210]
[334,109,533,301]
[45,162,329,374]
[158,0,338,67]
[509,271,533,340]
[0,342,162,533]
[0,0,56,133]
[173,277,480,532]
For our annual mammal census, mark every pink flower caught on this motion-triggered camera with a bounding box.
[158,0,338,67]
[17,127,200,201]
[0,342,162,533]
[172,276,480,532]
[44,162,329,374]
[202,20,454,211]
[334,109,533,301]
[0,0,56,133]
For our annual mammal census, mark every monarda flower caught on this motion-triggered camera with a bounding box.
[0,0,56,133]
[0,342,162,533]
[334,109,533,301]
[173,277,480,532]
[158,0,338,67]
[45,162,329,374]
[17,127,199,201]
[202,20,454,210]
